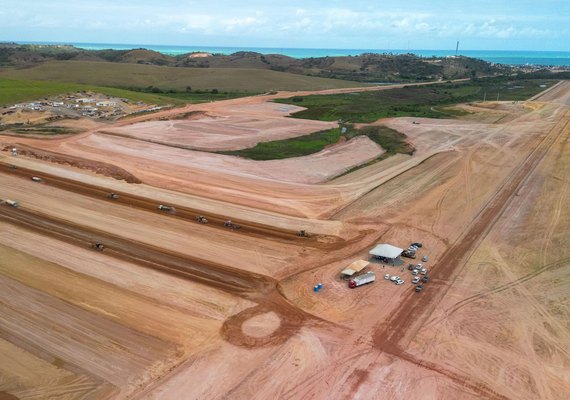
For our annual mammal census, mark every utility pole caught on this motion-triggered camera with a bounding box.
[483,92,487,102]
[455,41,459,56]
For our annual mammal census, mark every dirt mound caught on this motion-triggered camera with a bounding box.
[1,144,141,183]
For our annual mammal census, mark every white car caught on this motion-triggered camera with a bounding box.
[412,269,419,276]
[390,276,400,282]
[421,268,427,275]
[416,263,423,269]
[396,279,405,285]
[384,274,390,280]
[412,277,421,284]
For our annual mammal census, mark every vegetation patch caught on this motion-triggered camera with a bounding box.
[219,125,412,160]
[0,78,179,106]
[275,76,560,123]
[219,128,342,160]
[10,126,78,135]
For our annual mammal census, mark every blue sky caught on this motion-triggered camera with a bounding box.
[1,0,568,50]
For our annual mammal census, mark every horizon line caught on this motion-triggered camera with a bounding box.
[4,40,570,54]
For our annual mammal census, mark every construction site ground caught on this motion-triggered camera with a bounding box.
[0,81,569,399]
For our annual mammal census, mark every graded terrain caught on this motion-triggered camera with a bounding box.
[0,79,569,400]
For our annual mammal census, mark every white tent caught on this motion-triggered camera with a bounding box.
[369,244,403,259]
[341,260,369,278]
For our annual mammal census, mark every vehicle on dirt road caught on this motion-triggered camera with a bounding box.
[31,176,43,182]
[421,268,427,275]
[384,274,390,280]
[412,277,420,284]
[390,275,400,282]
[158,204,174,212]
[412,270,419,276]
[349,271,376,288]
[422,276,430,283]
[396,279,405,285]
[415,285,424,292]
[1,199,19,207]
[107,193,120,200]
[407,264,415,270]
[411,242,423,248]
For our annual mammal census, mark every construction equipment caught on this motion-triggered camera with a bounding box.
[196,215,208,224]
[349,271,376,288]
[1,199,19,207]
[92,242,105,251]
[107,193,120,200]
[158,204,174,212]
[31,176,43,182]
[297,230,310,238]
[402,249,416,259]
[224,220,241,230]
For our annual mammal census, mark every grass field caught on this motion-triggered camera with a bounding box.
[220,125,411,160]
[0,78,180,106]
[276,77,560,122]
[220,128,342,160]
[0,61,364,93]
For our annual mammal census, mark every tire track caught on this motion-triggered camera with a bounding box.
[426,256,570,328]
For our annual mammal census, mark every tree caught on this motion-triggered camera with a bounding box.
[185,86,192,93]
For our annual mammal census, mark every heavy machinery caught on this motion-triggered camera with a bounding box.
[107,193,120,200]
[31,177,43,182]
[349,271,376,288]
[1,199,19,207]
[92,242,105,251]
[224,220,241,230]
[196,215,208,224]
[402,249,416,259]
[158,204,174,212]
[297,230,310,238]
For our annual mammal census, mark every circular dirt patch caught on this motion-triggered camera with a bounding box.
[242,311,281,338]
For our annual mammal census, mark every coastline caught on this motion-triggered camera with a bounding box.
[8,41,570,67]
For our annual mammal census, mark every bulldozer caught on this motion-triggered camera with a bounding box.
[224,220,241,230]
[196,215,208,224]
[92,242,105,252]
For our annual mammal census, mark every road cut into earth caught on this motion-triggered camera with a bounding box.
[1,81,569,399]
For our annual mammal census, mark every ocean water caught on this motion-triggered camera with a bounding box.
[14,41,570,67]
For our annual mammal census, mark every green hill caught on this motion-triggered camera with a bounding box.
[0,61,364,93]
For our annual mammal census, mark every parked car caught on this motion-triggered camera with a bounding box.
[412,270,419,276]
[416,263,423,269]
[390,276,400,282]
[384,274,390,280]
[412,277,421,284]
[415,285,424,292]
[422,276,430,283]
[411,242,423,248]
[422,255,428,262]
[407,264,415,271]
[421,268,427,275]
[396,279,405,285]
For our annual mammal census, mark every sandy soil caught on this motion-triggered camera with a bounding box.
[103,102,337,151]
[0,80,568,400]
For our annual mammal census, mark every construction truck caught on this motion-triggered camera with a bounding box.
[1,199,19,207]
[348,271,376,288]
[158,204,174,212]
[402,249,416,259]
